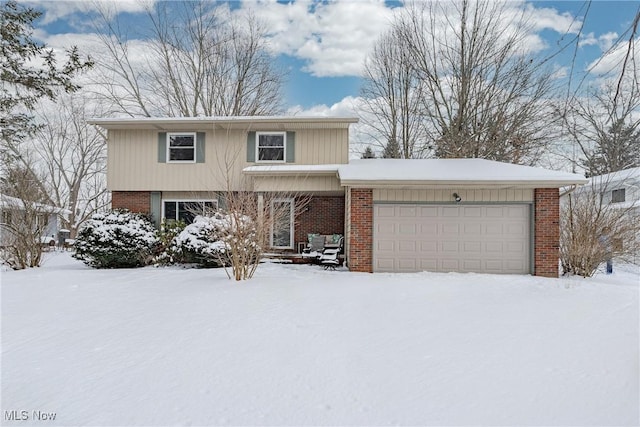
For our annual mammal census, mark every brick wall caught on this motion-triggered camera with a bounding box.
[534,188,560,278]
[111,191,151,214]
[294,196,345,250]
[348,188,373,273]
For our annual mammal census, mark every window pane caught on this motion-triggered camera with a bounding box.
[169,148,195,161]
[169,135,194,147]
[272,200,292,247]
[258,134,284,147]
[258,147,284,161]
[612,189,625,203]
[164,202,177,221]
[178,202,200,224]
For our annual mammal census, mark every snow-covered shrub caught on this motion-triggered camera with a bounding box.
[171,211,261,277]
[172,214,230,268]
[153,219,186,265]
[73,210,159,268]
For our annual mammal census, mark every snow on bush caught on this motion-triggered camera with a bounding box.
[171,212,261,275]
[172,214,229,268]
[73,210,159,268]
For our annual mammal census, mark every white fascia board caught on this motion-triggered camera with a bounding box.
[340,180,589,189]
[243,164,342,176]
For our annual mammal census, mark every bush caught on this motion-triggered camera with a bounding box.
[73,210,159,268]
[172,214,230,268]
[153,219,187,265]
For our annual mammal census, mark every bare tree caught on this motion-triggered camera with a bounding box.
[360,26,427,158]
[560,180,639,277]
[35,95,109,237]
[91,1,284,117]
[562,82,640,177]
[0,163,52,269]
[392,0,556,164]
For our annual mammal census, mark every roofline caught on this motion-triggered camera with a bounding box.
[87,116,359,129]
[340,179,589,188]
[243,165,341,176]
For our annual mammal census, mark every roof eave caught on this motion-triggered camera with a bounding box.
[339,179,589,188]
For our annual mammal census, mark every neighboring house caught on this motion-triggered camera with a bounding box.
[586,167,640,209]
[88,116,587,277]
[0,193,69,246]
[566,167,640,257]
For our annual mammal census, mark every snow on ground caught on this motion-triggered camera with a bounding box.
[2,252,638,426]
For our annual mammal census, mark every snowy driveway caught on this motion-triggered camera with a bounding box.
[2,253,638,426]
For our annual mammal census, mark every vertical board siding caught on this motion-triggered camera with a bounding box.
[373,189,534,202]
[108,127,350,192]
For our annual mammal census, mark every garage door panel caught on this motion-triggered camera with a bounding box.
[419,207,439,217]
[420,241,437,252]
[398,206,417,217]
[441,241,459,252]
[398,240,416,252]
[398,258,417,270]
[398,223,416,234]
[420,223,438,235]
[375,258,395,271]
[376,240,395,252]
[374,204,530,274]
[463,259,482,271]
[376,206,396,217]
[463,207,483,217]
[376,222,395,234]
[441,259,460,270]
[464,223,482,235]
[442,223,460,234]
[420,259,438,270]
[463,241,482,253]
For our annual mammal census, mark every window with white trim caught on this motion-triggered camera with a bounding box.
[167,133,196,163]
[270,198,294,249]
[611,188,625,203]
[163,200,218,224]
[256,132,286,162]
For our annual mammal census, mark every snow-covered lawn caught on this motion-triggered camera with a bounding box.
[2,253,638,426]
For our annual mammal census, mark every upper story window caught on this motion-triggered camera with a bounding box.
[256,132,286,162]
[611,188,625,203]
[167,133,196,163]
[163,200,218,224]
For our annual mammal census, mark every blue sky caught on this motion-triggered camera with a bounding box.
[30,0,640,111]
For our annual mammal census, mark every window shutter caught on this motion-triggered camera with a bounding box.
[247,131,256,162]
[150,192,161,228]
[286,131,295,163]
[196,132,205,163]
[158,133,167,163]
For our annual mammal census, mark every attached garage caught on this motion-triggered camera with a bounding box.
[373,204,530,273]
[339,159,588,277]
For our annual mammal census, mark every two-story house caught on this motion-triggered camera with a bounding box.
[88,116,587,277]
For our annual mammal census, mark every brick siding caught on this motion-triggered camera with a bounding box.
[111,191,151,214]
[294,196,345,251]
[534,188,560,278]
[348,188,373,273]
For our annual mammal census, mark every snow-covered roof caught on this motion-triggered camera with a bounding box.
[0,193,71,215]
[338,159,588,188]
[243,164,341,175]
[588,167,640,186]
[87,116,359,130]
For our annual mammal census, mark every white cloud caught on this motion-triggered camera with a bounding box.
[25,1,155,27]
[240,0,397,77]
[587,36,639,77]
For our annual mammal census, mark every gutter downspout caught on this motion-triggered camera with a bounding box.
[559,184,578,198]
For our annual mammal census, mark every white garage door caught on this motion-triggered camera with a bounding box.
[374,204,530,274]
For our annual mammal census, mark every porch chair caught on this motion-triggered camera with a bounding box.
[319,248,340,270]
[303,234,326,255]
